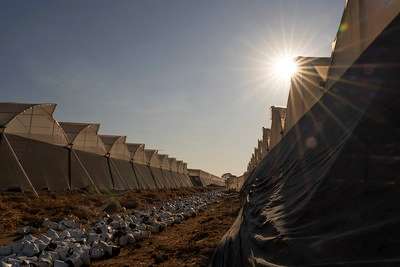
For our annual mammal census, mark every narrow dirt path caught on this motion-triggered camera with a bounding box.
[92,192,240,267]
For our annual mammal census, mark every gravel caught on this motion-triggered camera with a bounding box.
[0,190,223,267]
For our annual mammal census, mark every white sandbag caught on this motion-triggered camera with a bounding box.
[118,235,128,246]
[87,233,99,244]
[126,233,136,244]
[33,239,47,252]
[55,245,70,261]
[65,254,83,267]
[42,219,59,230]
[1,261,12,267]
[47,229,59,240]
[54,259,69,267]
[38,234,51,244]
[59,230,71,240]
[11,241,23,255]
[89,246,104,260]
[68,229,84,239]
[16,226,33,235]
[0,245,12,257]
[37,257,52,267]
[60,219,79,229]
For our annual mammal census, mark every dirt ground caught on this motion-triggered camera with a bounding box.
[92,192,240,267]
[0,187,210,245]
[0,188,240,266]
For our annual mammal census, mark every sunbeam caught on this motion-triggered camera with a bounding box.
[273,55,298,81]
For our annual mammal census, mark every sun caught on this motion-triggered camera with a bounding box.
[273,56,298,80]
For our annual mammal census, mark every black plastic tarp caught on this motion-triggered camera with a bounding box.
[212,14,400,267]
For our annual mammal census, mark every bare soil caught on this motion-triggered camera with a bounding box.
[0,187,210,245]
[92,192,240,267]
[0,188,240,266]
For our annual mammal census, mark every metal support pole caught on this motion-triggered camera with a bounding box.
[130,161,141,190]
[3,133,39,198]
[148,164,161,189]
[67,147,72,191]
[70,148,100,194]
[109,157,131,190]
[106,155,115,190]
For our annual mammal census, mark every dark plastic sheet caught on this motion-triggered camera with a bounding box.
[212,14,400,267]
[132,162,157,190]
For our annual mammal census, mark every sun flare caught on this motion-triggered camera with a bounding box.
[273,56,298,80]
[241,19,317,100]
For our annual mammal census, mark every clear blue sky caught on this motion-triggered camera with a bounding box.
[0,0,344,176]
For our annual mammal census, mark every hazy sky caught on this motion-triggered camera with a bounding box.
[0,0,344,176]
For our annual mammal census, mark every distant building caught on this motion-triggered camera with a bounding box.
[188,169,225,187]
[222,173,237,180]
[225,173,244,191]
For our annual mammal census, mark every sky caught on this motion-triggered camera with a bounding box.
[0,0,344,176]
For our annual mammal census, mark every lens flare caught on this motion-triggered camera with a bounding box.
[273,56,298,80]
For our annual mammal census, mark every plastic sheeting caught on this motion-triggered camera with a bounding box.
[284,57,330,134]
[188,169,224,187]
[188,169,206,187]
[160,169,171,189]
[105,158,129,191]
[257,140,265,159]
[149,166,166,189]
[60,123,114,192]
[181,163,193,187]
[74,150,113,192]
[189,176,203,187]
[163,159,180,188]
[127,143,156,190]
[158,154,177,189]
[145,150,167,189]
[175,174,186,188]
[169,158,184,188]
[262,127,270,153]
[212,11,400,267]
[269,106,286,149]
[0,104,96,193]
[167,171,180,188]
[131,162,157,190]
[247,154,257,172]
[178,174,188,187]
[327,0,400,90]
[0,104,194,193]
[226,175,244,191]
[100,135,131,161]
[61,123,105,155]
[182,174,193,187]
[2,103,67,145]
[0,103,38,127]
[111,158,139,190]
[99,135,138,190]
[5,134,90,191]
[0,134,33,192]
[176,161,193,187]
[0,104,69,192]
